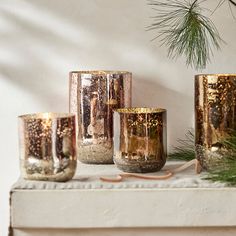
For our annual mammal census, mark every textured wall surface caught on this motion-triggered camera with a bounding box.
[0,0,236,235]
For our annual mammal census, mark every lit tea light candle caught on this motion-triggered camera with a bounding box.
[18,112,77,182]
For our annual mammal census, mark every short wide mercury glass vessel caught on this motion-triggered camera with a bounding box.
[195,74,236,170]
[113,108,167,173]
[69,71,132,164]
[18,113,77,182]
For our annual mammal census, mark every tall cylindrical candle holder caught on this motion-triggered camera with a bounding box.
[18,113,77,182]
[113,108,167,173]
[195,74,236,170]
[69,71,132,164]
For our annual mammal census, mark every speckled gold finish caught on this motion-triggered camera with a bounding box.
[69,71,132,164]
[113,108,167,173]
[195,74,236,170]
[18,113,76,182]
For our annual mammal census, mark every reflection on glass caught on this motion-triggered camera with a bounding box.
[113,108,167,173]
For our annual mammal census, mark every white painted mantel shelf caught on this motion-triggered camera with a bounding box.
[10,161,236,236]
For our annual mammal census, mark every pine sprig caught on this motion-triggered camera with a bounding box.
[169,130,236,186]
[204,160,236,186]
[205,131,236,186]
[147,0,223,70]
[168,130,195,161]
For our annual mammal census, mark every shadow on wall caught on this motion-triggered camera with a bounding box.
[0,0,150,110]
[0,0,168,109]
[133,77,194,149]
[0,0,194,143]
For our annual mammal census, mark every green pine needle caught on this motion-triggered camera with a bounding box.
[169,130,236,186]
[205,131,236,185]
[168,130,195,161]
[147,0,223,70]
[204,160,236,186]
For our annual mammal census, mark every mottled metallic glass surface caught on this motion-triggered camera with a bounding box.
[113,108,167,173]
[195,74,236,169]
[18,113,77,182]
[69,71,132,164]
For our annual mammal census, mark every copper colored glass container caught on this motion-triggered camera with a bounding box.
[195,74,236,170]
[18,113,77,182]
[69,71,132,164]
[113,108,167,173]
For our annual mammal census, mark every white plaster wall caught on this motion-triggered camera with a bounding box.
[0,0,235,235]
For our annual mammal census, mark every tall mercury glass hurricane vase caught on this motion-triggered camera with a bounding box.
[69,71,132,164]
[195,74,236,170]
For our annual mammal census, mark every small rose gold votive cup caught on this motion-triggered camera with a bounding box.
[113,108,167,173]
[18,113,77,182]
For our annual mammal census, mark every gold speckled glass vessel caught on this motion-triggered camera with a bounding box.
[195,74,236,170]
[69,71,132,164]
[18,113,77,182]
[113,108,167,173]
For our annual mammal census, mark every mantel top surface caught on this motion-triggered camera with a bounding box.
[12,161,228,190]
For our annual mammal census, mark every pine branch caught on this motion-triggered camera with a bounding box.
[204,131,236,185]
[169,129,236,186]
[204,160,236,186]
[147,0,223,70]
[168,130,195,161]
